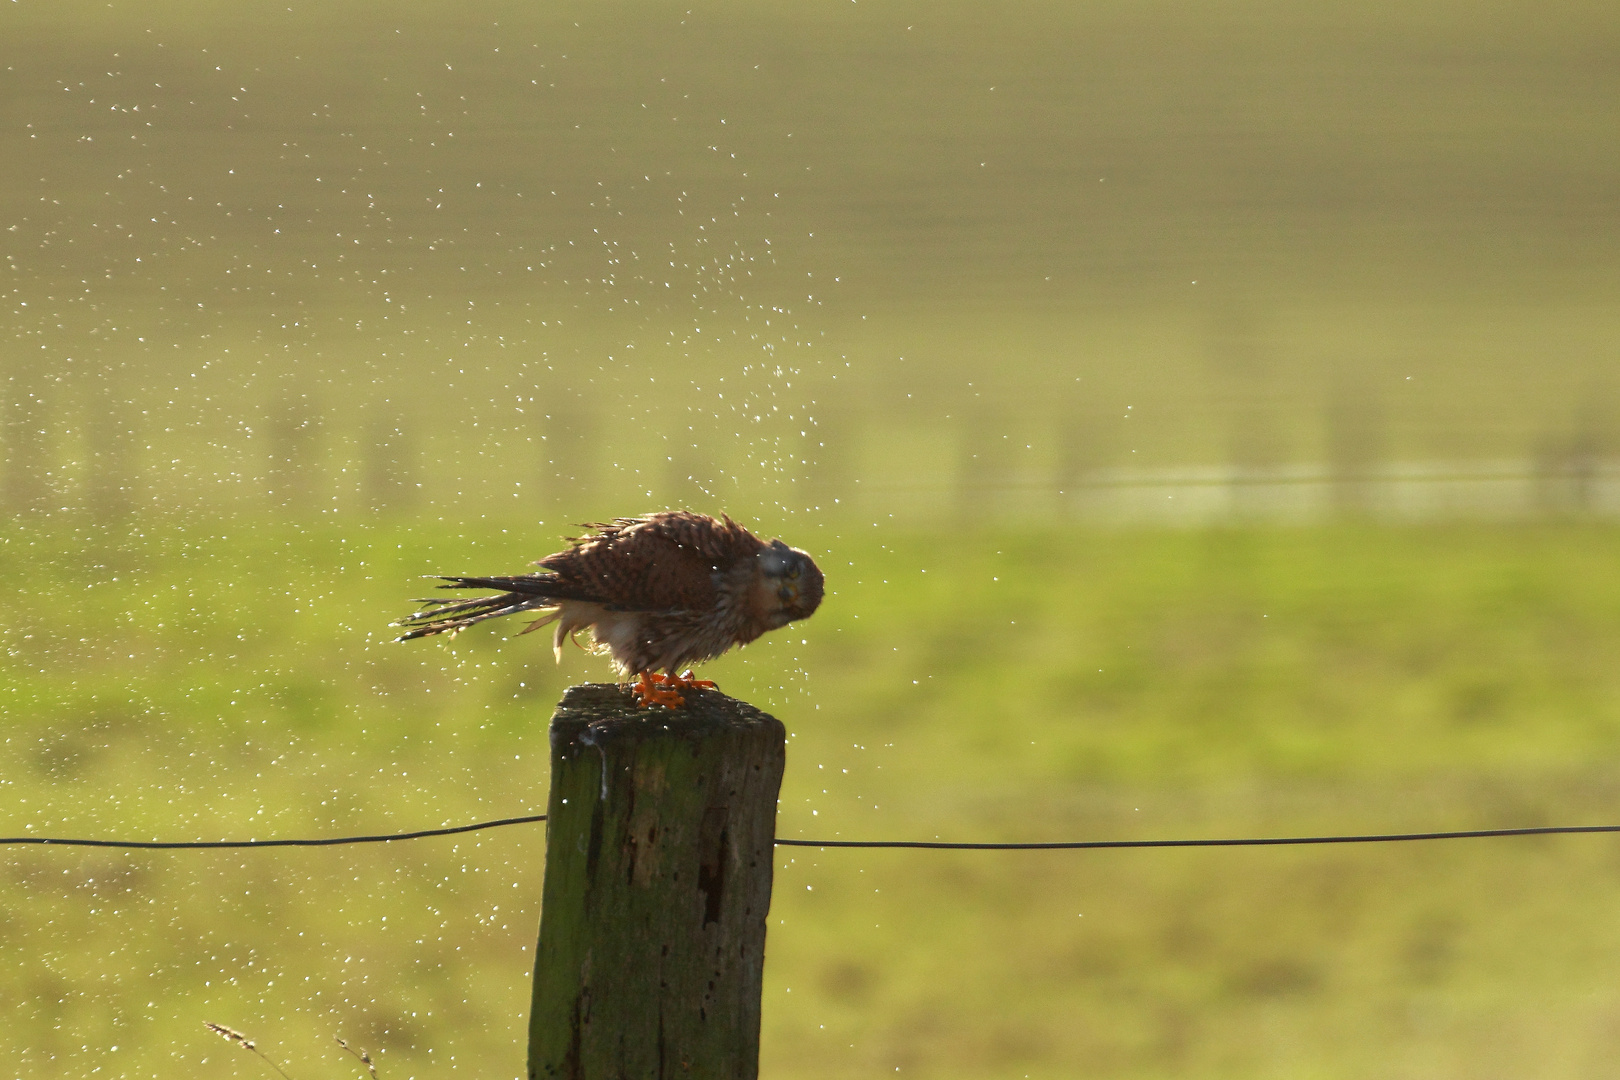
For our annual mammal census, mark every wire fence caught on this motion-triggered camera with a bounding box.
[7,816,1620,851]
[0,814,549,850]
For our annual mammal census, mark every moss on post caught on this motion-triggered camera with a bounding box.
[528,683,786,1080]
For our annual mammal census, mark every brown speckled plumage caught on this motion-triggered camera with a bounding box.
[395,512,824,683]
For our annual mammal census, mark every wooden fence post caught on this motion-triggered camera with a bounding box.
[528,683,786,1080]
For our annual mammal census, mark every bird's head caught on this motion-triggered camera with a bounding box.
[755,539,825,629]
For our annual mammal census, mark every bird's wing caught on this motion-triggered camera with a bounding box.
[539,511,765,612]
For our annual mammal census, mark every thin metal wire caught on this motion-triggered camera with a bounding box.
[0,813,548,850]
[4,817,1618,851]
[773,824,1620,849]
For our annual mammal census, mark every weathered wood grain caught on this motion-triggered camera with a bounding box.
[528,683,785,1080]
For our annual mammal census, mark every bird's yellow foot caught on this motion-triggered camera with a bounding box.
[631,671,717,708]
[633,671,686,709]
[674,669,718,691]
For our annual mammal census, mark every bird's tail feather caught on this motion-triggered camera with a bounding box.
[433,574,566,596]
[395,576,565,641]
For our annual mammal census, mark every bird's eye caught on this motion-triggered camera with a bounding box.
[787,567,801,580]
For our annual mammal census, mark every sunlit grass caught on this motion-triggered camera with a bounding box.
[3,517,1620,1077]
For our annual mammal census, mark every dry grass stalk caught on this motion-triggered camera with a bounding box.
[203,1021,296,1080]
[335,1036,381,1079]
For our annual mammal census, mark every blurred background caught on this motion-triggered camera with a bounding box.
[4,0,1620,1077]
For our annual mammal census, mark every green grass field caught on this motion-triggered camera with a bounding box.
[6,3,1620,1075]
[5,516,1620,1078]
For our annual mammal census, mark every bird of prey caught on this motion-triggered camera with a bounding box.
[395,511,824,707]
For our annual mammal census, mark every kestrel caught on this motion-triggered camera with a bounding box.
[395,511,824,707]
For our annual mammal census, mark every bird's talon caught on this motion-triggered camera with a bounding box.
[633,672,686,709]
[629,670,713,708]
[670,670,717,693]
[676,669,717,688]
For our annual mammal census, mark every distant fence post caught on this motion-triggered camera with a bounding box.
[528,683,786,1080]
